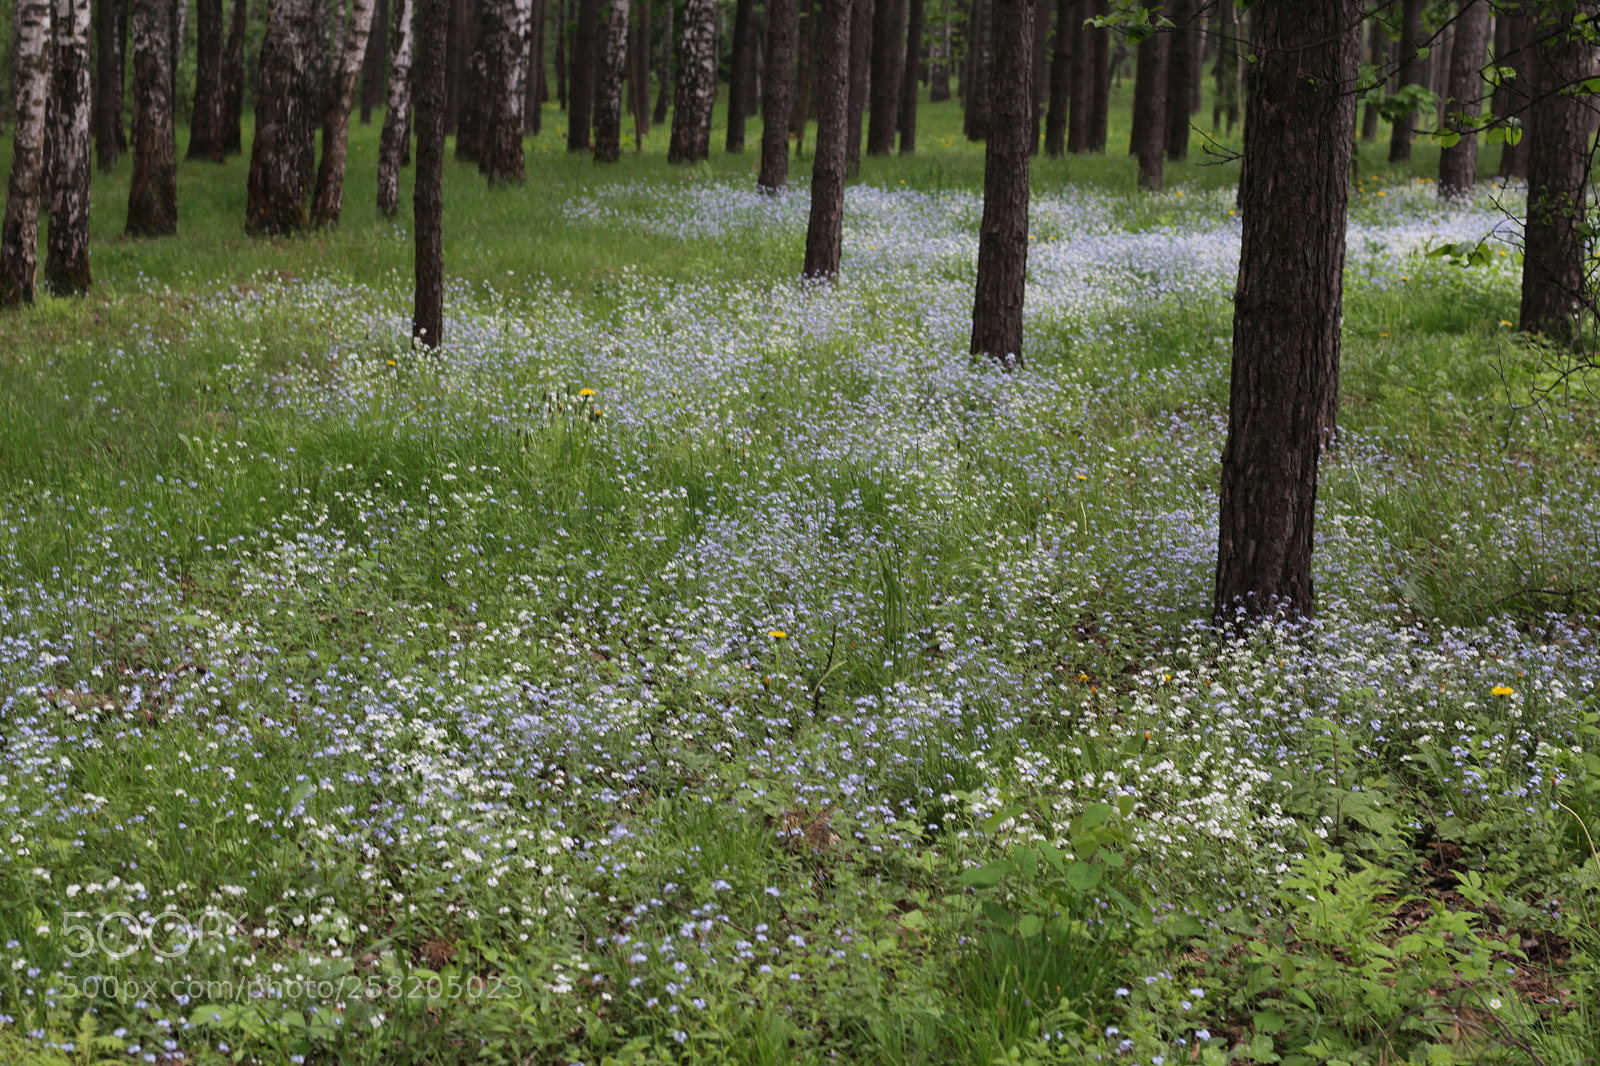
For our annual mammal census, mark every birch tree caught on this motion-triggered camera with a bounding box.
[1,0,52,305]
[593,0,628,161]
[47,0,94,294]
[377,0,414,215]
[667,0,716,162]
[247,0,319,234]
[311,0,380,225]
[481,0,533,181]
[127,0,178,236]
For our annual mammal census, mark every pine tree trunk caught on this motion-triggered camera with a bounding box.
[220,0,247,153]
[481,0,531,176]
[802,0,848,278]
[378,0,414,213]
[844,0,870,169]
[1066,0,1091,151]
[443,0,468,132]
[1215,0,1360,623]
[1026,0,1046,154]
[360,0,389,121]
[1042,0,1066,155]
[1086,0,1107,150]
[790,0,812,147]
[962,0,989,142]
[629,0,648,141]
[568,0,598,148]
[456,3,492,159]
[1388,0,1422,163]
[94,0,124,170]
[524,0,546,131]
[47,0,94,294]
[1130,6,1166,190]
[188,0,229,159]
[1493,6,1528,179]
[1519,3,1594,340]
[969,0,1031,367]
[757,0,794,186]
[1162,0,1191,160]
[1,0,52,306]
[127,0,179,236]
[246,0,317,235]
[414,0,448,347]
[866,0,900,154]
[652,0,670,123]
[667,0,714,161]
[929,19,948,100]
[725,0,753,149]
[310,0,376,224]
[593,0,626,159]
[116,1,131,150]
[554,0,567,109]
[1359,11,1377,141]
[896,0,918,152]
[1437,0,1487,199]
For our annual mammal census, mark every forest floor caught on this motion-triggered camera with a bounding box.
[2,96,1599,1066]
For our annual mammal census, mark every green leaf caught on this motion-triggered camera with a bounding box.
[980,806,1023,835]
[1075,802,1113,833]
[956,860,1012,889]
[1433,130,1461,148]
[1066,861,1101,891]
[1014,846,1038,880]
[981,900,1015,926]
[1169,915,1204,938]
[1036,842,1066,873]
[1017,914,1045,938]
[1255,1010,1286,1033]
[1415,47,1429,60]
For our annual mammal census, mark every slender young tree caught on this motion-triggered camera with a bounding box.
[896,0,921,152]
[1520,4,1595,339]
[594,0,628,159]
[220,0,248,153]
[1388,0,1423,163]
[128,0,179,236]
[845,0,872,169]
[1,0,52,306]
[414,0,449,346]
[310,0,378,225]
[1043,0,1068,155]
[866,0,902,154]
[1214,0,1361,622]
[360,0,390,121]
[94,0,125,170]
[726,0,755,149]
[667,0,716,161]
[1162,0,1192,160]
[482,0,533,177]
[1131,8,1167,190]
[757,0,797,187]
[47,0,95,294]
[188,0,229,158]
[378,0,415,214]
[1436,0,1487,199]
[803,0,850,278]
[568,0,599,148]
[970,0,1032,367]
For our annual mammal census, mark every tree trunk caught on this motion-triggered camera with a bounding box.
[378,0,414,213]
[725,0,754,149]
[567,0,598,147]
[1358,11,1377,141]
[1026,0,1047,153]
[94,0,124,170]
[962,0,989,142]
[866,0,900,153]
[246,0,317,234]
[1493,6,1528,179]
[593,0,626,158]
[1066,0,1092,151]
[896,0,918,151]
[524,0,546,131]
[361,0,389,121]
[127,0,179,236]
[1042,0,1066,155]
[1162,0,1191,160]
[1131,6,1166,190]
[629,0,648,141]
[480,0,531,176]
[1519,3,1594,340]
[1,0,52,306]
[1085,0,1107,150]
[220,0,247,154]
[790,0,812,148]
[1388,0,1422,163]
[969,0,1030,367]
[929,18,948,100]
[652,0,671,123]
[1214,0,1360,623]
[310,0,376,224]
[1437,0,1487,198]
[667,0,714,161]
[47,0,94,294]
[554,0,567,108]
[188,0,229,157]
[413,0,447,346]
[757,0,795,186]
[845,0,870,169]
[802,0,848,278]
[456,3,493,159]
[444,0,471,132]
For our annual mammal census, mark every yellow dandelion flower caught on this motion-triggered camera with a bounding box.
[1491,685,1514,696]
[578,388,597,397]
[1500,320,1513,327]
[768,630,787,639]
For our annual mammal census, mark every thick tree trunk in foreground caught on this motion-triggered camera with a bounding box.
[188,0,229,159]
[94,0,125,170]
[1388,0,1423,163]
[1042,0,1068,156]
[310,0,378,225]
[726,0,755,149]
[668,0,716,162]
[47,0,95,295]
[1162,0,1192,160]
[1493,6,1529,180]
[1131,11,1167,190]
[378,0,415,214]
[866,0,901,154]
[482,0,532,177]
[896,0,920,152]
[221,0,248,154]
[1,0,52,306]
[969,0,1032,367]
[1519,4,1595,340]
[593,0,627,160]
[414,0,448,346]
[568,0,599,149]
[1214,0,1360,623]
[1437,0,1488,199]
[127,0,179,236]
[803,0,849,278]
[757,0,797,187]
[845,0,871,170]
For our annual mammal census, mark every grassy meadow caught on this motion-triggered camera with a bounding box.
[1,85,1600,1066]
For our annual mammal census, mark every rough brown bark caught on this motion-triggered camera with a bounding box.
[1066,0,1092,151]
[47,0,94,294]
[803,0,849,278]
[482,0,532,177]
[456,3,492,160]
[969,0,1031,368]
[757,0,796,186]
[1,0,52,306]
[845,0,870,168]
[188,0,229,159]
[895,0,920,152]
[127,0,179,236]
[726,0,755,149]
[866,0,901,153]
[962,0,989,142]
[94,0,124,170]
[1042,0,1067,155]
[1214,0,1360,623]
[246,0,317,235]
[310,0,378,225]
[1493,6,1528,179]
[1027,0,1047,153]
[378,0,414,213]
[790,0,813,147]
[361,0,389,121]
[1519,4,1595,340]
[1436,0,1487,199]
[524,0,547,131]
[444,0,471,133]
[1086,0,1107,150]
[220,0,247,154]
[667,0,715,161]
[568,0,599,148]
[1131,8,1166,190]
[593,0,626,159]
[1388,0,1422,163]
[414,0,448,346]
[1162,0,1192,160]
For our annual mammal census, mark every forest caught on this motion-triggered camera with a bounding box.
[1,0,1600,1063]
